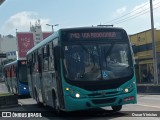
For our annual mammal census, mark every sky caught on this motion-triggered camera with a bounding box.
[1,0,160,36]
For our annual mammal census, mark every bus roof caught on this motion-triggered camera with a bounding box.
[3,60,17,68]
[3,59,26,68]
[59,26,124,31]
[27,26,125,55]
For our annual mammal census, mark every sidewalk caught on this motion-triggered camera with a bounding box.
[137,83,160,94]
[0,81,9,94]
[0,82,18,108]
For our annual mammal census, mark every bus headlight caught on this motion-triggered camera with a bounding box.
[124,88,129,93]
[23,87,26,90]
[75,93,80,98]
[65,87,84,98]
[66,87,70,91]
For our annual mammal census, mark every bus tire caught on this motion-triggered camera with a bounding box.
[35,89,42,106]
[52,90,60,112]
[111,105,122,112]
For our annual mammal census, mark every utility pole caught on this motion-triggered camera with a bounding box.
[150,0,159,84]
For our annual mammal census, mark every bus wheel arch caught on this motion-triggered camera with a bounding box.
[111,105,122,112]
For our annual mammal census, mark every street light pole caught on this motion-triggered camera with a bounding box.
[46,24,59,32]
[150,0,158,84]
[51,25,53,32]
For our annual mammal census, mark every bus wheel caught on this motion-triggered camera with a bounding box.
[52,91,60,113]
[111,105,122,112]
[35,89,42,106]
[53,98,64,116]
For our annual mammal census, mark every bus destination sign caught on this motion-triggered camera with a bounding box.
[68,32,122,40]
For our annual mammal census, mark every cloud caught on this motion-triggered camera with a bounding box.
[1,11,51,35]
[116,7,127,15]
[130,2,149,17]
[155,22,160,28]
[130,0,160,18]
[110,0,160,26]
[112,6,127,18]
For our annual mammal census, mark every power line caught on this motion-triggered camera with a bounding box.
[105,1,150,24]
[112,1,160,25]
[104,0,160,25]
[113,2,160,25]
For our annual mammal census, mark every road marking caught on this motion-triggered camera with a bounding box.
[137,104,160,109]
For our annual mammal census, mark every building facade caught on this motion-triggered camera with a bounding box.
[129,29,160,84]
[0,35,17,60]
[30,20,52,45]
[30,20,43,45]
[0,20,52,61]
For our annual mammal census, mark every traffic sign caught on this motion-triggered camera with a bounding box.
[0,53,6,58]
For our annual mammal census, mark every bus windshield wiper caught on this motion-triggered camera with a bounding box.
[104,42,115,60]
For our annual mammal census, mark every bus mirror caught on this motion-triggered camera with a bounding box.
[54,46,60,70]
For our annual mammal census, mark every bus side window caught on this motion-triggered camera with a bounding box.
[28,55,33,75]
[11,66,13,78]
[7,68,9,78]
[49,42,54,71]
[33,51,38,73]
[15,67,18,77]
[43,45,49,71]
[12,66,14,77]
[38,48,43,73]
[31,54,35,73]
[5,70,7,78]
[9,68,11,79]
[32,53,35,73]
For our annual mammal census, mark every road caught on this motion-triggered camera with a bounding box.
[0,82,160,120]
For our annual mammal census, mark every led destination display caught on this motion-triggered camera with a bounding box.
[68,31,122,40]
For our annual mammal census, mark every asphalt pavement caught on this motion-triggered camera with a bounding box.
[1,82,160,120]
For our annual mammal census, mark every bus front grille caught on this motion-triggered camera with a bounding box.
[88,91,118,98]
[91,98,116,104]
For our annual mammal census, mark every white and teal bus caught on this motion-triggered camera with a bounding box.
[27,27,137,112]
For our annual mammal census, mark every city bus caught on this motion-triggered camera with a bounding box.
[27,27,137,112]
[3,59,29,95]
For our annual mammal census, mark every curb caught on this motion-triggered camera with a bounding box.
[0,104,19,109]
[0,94,18,108]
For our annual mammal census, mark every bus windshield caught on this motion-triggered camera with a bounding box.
[63,43,133,81]
[19,66,28,82]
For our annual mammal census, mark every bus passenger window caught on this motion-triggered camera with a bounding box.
[49,42,54,71]
[42,45,49,71]
[44,58,49,71]
[49,57,54,70]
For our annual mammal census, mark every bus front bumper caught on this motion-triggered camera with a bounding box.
[64,89,137,111]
